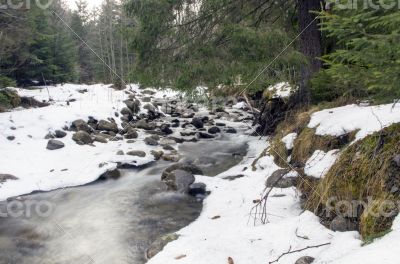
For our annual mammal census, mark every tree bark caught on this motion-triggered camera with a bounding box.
[297,0,323,104]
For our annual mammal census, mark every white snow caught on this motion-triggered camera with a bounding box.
[304,150,340,178]
[308,103,400,142]
[232,101,248,109]
[281,133,297,150]
[267,82,295,98]
[147,138,364,264]
[0,84,161,201]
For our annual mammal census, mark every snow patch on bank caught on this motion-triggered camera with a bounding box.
[304,149,340,178]
[308,103,400,142]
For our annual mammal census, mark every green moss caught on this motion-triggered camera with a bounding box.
[305,123,400,240]
[0,89,21,109]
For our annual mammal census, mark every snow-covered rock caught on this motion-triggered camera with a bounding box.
[282,132,297,150]
[267,82,295,98]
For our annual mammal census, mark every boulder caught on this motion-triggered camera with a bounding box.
[143,103,157,113]
[126,150,146,157]
[124,99,141,113]
[135,119,155,130]
[160,124,173,135]
[72,131,93,145]
[120,107,132,116]
[93,135,108,143]
[124,128,138,139]
[151,150,164,160]
[163,169,195,192]
[226,127,237,134]
[197,132,215,139]
[116,150,124,155]
[71,119,92,133]
[216,122,226,127]
[144,137,159,146]
[208,126,221,134]
[295,256,315,264]
[162,163,203,180]
[44,132,55,139]
[97,120,118,133]
[54,130,67,138]
[188,182,207,196]
[46,139,65,150]
[162,154,181,162]
[191,117,204,129]
[265,169,296,188]
[7,136,15,141]
[180,131,196,137]
[163,144,175,151]
[99,168,121,180]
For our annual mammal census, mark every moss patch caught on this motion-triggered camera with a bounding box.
[305,123,400,239]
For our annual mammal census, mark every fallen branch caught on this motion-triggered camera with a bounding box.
[269,242,331,264]
[295,228,309,240]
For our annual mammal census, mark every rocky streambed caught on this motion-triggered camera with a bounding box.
[0,126,249,264]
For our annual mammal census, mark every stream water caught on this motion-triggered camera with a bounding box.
[0,134,248,264]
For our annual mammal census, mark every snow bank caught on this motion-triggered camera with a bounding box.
[0,84,158,201]
[147,138,370,264]
[304,150,340,178]
[308,103,400,142]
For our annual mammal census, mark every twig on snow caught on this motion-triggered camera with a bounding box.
[269,242,331,264]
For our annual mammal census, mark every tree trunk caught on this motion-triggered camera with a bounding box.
[297,0,323,104]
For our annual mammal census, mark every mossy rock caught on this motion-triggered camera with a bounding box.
[0,89,21,109]
[305,123,400,240]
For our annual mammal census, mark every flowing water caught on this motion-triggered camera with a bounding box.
[0,134,248,264]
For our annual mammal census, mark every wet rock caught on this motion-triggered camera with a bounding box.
[265,169,296,188]
[167,136,185,144]
[126,140,136,144]
[143,103,157,113]
[7,136,15,141]
[99,168,121,180]
[163,169,195,192]
[116,150,124,155]
[97,120,118,133]
[124,99,141,113]
[159,138,177,146]
[191,117,204,129]
[142,97,152,103]
[54,130,67,138]
[126,150,146,157]
[180,131,196,137]
[226,127,237,134]
[295,256,315,264]
[0,174,18,184]
[144,137,159,146]
[46,139,65,150]
[162,163,203,180]
[208,126,221,134]
[93,135,108,143]
[182,112,195,118]
[124,128,138,139]
[142,89,156,95]
[160,124,173,135]
[188,182,207,196]
[120,107,132,116]
[71,119,92,133]
[151,150,164,160]
[72,131,93,145]
[330,216,357,232]
[163,144,175,151]
[197,132,215,139]
[135,119,155,130]
[44,132,55,139]
[162,154,181,162]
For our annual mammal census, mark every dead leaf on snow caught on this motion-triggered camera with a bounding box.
[175,255,186,260]
[228,257,234,264]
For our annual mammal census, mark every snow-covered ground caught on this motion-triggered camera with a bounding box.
[147,101,400,264]
[0,84,176,200]
[309,103,400,141]
[148,135,400,264]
